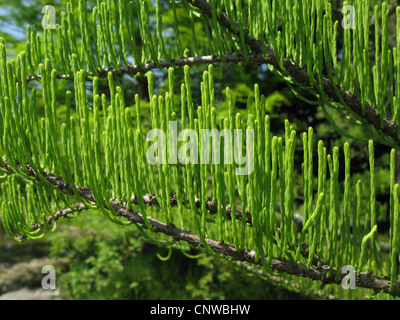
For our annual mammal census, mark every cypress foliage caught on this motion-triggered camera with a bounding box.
[1,0,400,299]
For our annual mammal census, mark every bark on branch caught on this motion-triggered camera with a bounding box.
[186,0,400,147]
[1,161,399,298]
[25,53,266,83]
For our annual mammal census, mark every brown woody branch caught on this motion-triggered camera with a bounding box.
[133,193,392,254]
[25,53,266,83]
[235,261,337,300]
[22,1,400,148]
[1,161,399,297]
[21,182,392,255]
[29,203,89,233]
[186,0,400,147]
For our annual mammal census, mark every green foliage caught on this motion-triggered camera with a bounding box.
[48,211,303,300]
[1,0,400,300]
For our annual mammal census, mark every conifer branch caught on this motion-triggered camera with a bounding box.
[133,193,392,254]
[26,204,89,238]
[187,0,400,147]
[2,0,400,300]
[25,53,267,84]
[69,199,400,297]
[1,161,399,297]
[3,160,391,255]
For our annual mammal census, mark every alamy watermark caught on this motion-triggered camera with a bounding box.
[42,5,56,30]
[342,5,356,30]
[145,121,254,175]
[341,265,357,289]
[41,265,56,290]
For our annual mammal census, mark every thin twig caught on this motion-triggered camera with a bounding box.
[25,53,266,84]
